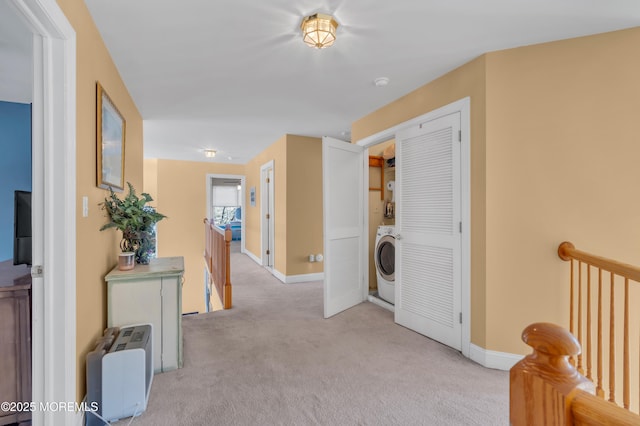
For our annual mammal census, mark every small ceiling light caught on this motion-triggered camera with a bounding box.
[204,149,216,158]
[301,13,338,49]
[374,77,390,87]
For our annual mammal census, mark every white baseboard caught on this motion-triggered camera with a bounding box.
[243,249,324,283]
[244,249,262,265]
[272,269,323,284]
[271,268,287,282]
[469,343,524,371]
[283,272,324,284]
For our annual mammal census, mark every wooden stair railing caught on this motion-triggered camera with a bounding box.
[510,322,640,425]
[204,218,232,309]
[558,242,639,413]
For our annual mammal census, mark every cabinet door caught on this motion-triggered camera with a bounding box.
[160,276,180,371]
[108,278,162,373]
[0,289,31,424]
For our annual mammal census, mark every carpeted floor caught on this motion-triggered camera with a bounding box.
[116,246,509,425]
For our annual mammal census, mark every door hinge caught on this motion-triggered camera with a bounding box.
[458,130,462,142]
[266,249,270,255]
[266,177,270,183]
[31,265,43,278]
[459,221,462,233]
[266,213,270,219]
[459,312,462,324]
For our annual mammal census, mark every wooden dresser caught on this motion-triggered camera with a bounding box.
[0,260,31,426]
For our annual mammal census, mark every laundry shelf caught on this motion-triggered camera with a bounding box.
[368,155,384,200]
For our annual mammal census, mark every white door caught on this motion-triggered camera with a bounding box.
[322,136,365,318]
[395,113,462,350]
[261,161,275,268]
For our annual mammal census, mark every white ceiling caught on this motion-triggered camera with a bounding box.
[3,1,640,164]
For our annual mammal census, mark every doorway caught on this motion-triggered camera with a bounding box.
[260,161,275,268]
[8,0,77,424]
[206,173,245,250]
[359,98,470,357]
[205,173,245,311]
[323,98,470,357]
[366,140,397,311]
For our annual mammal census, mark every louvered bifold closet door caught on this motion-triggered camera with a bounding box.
[395,112,462,351]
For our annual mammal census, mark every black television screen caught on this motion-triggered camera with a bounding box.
[14,190,32,266]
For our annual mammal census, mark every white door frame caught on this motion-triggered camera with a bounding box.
[260,160,275,268]
[356,97,471,358]
[9,0,77,424]
[206,173,246,253]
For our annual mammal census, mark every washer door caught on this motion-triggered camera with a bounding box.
[375,235,395,281]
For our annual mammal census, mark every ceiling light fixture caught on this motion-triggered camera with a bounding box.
[301,13,338,49]
[204,149,216,158]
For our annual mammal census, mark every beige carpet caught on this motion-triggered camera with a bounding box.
[116,247,509,425]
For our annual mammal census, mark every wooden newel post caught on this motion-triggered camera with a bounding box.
[223,226,232,309]
[510,323,594,426]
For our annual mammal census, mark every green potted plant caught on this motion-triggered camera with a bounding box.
[100,182,167,269]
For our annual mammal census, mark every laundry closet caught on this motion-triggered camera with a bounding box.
[367,140,396,311]
[323,99,468,355]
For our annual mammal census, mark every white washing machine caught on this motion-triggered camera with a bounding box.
[374,225,396,305]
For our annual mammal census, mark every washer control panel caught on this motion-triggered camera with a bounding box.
[377,225,396,237]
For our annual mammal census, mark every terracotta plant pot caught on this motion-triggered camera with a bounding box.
[118,252,135,271]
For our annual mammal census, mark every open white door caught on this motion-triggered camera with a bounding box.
[395,113,462,351]
[322,136,365,318]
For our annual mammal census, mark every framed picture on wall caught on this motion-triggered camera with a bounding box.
[96,81,126,191]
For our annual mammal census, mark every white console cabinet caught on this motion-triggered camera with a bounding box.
[106,256,184,373]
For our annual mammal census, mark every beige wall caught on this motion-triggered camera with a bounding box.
[353,26,640,355]
[484,27,640,353]
[353,56,488,347]
[244,134,323,277]
[285,135,323,276]
[367,140,396,290]
[56,0,144,399]
[146,159,244,314]
[143,158,158,199]
[244,135,287,269]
